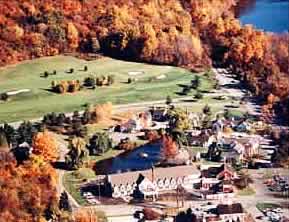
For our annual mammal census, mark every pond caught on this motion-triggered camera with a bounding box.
[236,0,289,33]
[94,142,162,175]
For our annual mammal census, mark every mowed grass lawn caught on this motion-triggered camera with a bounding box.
[0,55,214,123]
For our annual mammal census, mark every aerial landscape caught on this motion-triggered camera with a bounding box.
[0,0,288,222]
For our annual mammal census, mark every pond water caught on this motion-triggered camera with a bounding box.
[95,142,162,175]
[237,0,289,33]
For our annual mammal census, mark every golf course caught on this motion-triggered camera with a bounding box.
[0,55,215,123]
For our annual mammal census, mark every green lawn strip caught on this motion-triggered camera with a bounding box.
[237,186,256,196]
[256,202,282,212]
[63,171,89,206]
[85,149,123,163]
[187,146,207,155]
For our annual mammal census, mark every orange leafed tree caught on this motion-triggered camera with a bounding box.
[73,208,107,222]
[161,135,178,159]
[32,131,59,162]
[93,102,113,123]
[0,153,58,222]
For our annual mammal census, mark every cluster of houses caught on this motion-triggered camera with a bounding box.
[82,105,275,220]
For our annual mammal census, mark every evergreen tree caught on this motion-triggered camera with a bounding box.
[88,132,112,155]
[59,191,72,212]
[202,104,212,116]
[191,76,200,89]
[166,95,172,105]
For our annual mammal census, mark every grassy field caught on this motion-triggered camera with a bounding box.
[63,168,96,206]
[256,202,282,212]
[0,55,215,123]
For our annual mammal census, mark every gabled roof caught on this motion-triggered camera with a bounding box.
[217,166,235,180]
[107,165,200,186]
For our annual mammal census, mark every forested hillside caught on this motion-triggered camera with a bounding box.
[0,0,288,119]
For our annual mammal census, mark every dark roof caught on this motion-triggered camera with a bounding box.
[217,203,243,215]
[202,165,224,178]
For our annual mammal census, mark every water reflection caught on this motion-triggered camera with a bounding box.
[236,0,289,32]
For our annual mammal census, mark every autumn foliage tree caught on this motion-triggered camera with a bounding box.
[0,152,58,222]
[161,135,178,159]
[73,208,107,222]
[93,102,113,123]
[32,131,59,162]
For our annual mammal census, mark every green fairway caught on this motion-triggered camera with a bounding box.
[0,55,214,123]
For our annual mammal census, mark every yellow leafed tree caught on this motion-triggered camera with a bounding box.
[32,131,59,162]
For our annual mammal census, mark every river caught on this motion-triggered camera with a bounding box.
[236,0,289,33]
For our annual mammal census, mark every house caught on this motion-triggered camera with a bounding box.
[115,111,152,132]
[200,164,236,198]
[150,107,168,121]
[188,113,202,128]
[212,119,224,134]
[192,203,246,222]
[186,130,212,147]
[87,165,201,200]
[216,203,245,222]
[234,120,251,133]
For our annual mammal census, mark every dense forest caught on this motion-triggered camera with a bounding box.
[0,0,288,118]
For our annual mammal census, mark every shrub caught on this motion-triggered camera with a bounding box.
[194,91,203,99]
[108,75,115,85]
[0,93,9,101]
[166,95,172,105]
[202,104,211,116]
[44,71,49,78]
[84,76,96,88]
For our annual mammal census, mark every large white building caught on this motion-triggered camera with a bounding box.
[89,165,201,200]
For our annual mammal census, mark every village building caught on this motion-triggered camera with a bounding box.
[200,164,237,200]
[192,203,246,222]
[185,130,212,147]
[87,165,201,200]
[150,106,168,122]
[215,203,246,222]
[114,111,152,133]
[216,134,261,161]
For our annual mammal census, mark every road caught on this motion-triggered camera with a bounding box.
[236,168,289,217]
[53,133,80,209]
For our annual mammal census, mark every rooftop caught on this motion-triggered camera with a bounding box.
[107,165,200,186]
[217,203,244,215]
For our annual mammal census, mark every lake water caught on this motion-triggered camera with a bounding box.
[237,0,289,33]
[95,142,162,175]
